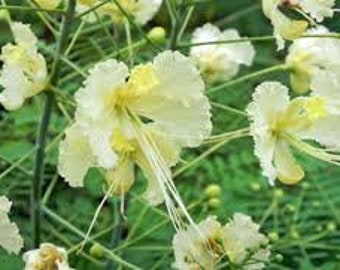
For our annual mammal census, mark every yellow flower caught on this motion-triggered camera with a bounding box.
[0,22,47,110]
[0,196,23,255]
[262,0,308,50]
[23,243,75,270]
[58,51,212,228]
[247,81,340,185]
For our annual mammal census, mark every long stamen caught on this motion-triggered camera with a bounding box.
[79,174,118,252]
[284,133,340,166]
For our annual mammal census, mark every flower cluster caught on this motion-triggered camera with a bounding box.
[172,213,271,270]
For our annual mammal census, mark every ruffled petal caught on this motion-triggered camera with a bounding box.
[134,0,163,25]
[247,82,291,184]
[311,69,340,115]
[129,51,212,147]
[75,59,129,168]
[58,124,96,187]
[11,22,37,48]
[0,63,29,110]
[190,24,255,82]
[0,196,23,254]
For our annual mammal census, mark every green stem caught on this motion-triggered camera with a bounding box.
[177,34,340,49]
[207,64,288,94]
[0,5,66,14]
[42,206,142,270]
[31,0,76,248]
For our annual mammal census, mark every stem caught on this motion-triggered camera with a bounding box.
[0,5,66,14]
[42,206,142,270]
[31,0,76,248]
[177,34,340,49]
[207,64,288,94]
[106,198,128,270]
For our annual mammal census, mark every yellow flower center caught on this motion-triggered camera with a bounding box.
[111,129,136,154]
[273,96,327,135]
[32,246,64,270]
[107,63,159,109]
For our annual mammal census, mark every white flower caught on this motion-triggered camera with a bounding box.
[58,51,211,229]
[247,81,336,185]
[311,69,340,116]
[289,0,335,22]
[23,243,75,270]
[35,0,62,9]
[172,216,222,270]
[190,23,255,83]
[0,22,47,110]
[286,26,340,93]
[0,196,24,254]
[221,213,270,269]
[262,0,308,50]
[79,0,163,24]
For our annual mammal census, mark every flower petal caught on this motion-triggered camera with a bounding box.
[105,157,135,196]
[58,124,96,187]
[247,82,291,184]
[75,59,129,168]
[274,140,304,185]
[129,51,212,147]
[134,0,163,25]
[0,196,23,254]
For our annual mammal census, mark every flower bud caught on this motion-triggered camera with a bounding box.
[204,184,221,198]
[147,27,166,43]
[90,243,105,258]
[208,198,221,209]
[268,232,279,242]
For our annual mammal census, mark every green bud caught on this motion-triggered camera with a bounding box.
[0,10,9,21]
[286,204,295,213]
[275,254,284,262]
[204,184,222,198]
[273,188,284,198]
[208,198,221,209]
[290,230,299,239]
[268,232,279,242]
[90,243,105,258]
[147,27,166,43]
[250,182,261,192]
[326,222,336,232]
[312,200,320,208]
